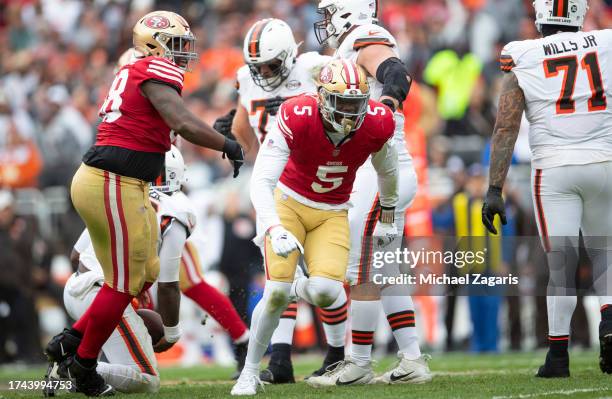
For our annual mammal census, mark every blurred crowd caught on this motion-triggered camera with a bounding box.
[0,0,611,365]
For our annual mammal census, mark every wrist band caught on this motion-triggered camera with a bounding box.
[163,324,182,343]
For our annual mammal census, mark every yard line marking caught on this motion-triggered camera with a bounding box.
[493,387,611,399]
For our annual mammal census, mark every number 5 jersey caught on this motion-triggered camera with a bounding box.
[501,29,612,169]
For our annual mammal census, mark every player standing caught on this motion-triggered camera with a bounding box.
[44,11,244,396]
[482,0,612,378]
[212,18,332,383]
[306,0,431,386]
[231,59,399,395]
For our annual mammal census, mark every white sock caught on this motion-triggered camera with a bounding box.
[600,297,612,309]
[243,280,292,376]
[270,301,297,345]
[380,293,421,360]
[319,289,348,348]
[547,296,577,336]
[97,362,160,393]
[349,300,380,366]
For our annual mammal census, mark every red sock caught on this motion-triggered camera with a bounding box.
[184,281,247,341]
[72,301,94,334]
[76,284,133,359]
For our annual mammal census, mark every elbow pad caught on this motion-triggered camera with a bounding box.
[376,57,412,105]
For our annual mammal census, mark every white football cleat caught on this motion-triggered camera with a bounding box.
[231,373,264,396]
[371,354,432,384]
[306,358,374,387]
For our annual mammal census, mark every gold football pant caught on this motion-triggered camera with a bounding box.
[71,164,159,295]
[264,189,350,283]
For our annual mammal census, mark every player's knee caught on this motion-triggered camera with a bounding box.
[263,281,291,313]
[144,374,160,393]
[308,277,343,308]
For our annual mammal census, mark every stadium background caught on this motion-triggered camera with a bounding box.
[0,0,611,369]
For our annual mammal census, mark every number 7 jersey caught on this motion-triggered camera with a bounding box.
[502,29,612,169]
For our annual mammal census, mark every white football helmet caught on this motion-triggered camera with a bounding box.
[243,18,298,91]
[533,0,588,32]
[152,145,186,193]
[314,0,378,48]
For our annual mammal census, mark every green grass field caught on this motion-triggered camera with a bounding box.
[1,351,611,399]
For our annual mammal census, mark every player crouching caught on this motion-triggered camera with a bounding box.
[231,59,400,395]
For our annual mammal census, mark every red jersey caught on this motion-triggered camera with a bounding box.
[277,94,394,205]
[96,56,185,153]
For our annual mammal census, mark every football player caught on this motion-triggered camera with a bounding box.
[231,59,399,396]
[306,0,431,386]
[213,18,334,384]
[482,0,612,378]
[44,11,244,396]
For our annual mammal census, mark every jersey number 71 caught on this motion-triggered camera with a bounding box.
[544,51,607,114]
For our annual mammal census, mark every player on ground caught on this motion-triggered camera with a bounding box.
[482,0,612,378]
[213,18,332,383]
[231,59,399,396]
[306,0,431,386]
[43,11,244,396]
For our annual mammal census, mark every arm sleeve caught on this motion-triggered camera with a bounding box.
[73,229,92,253]
[371,140,399,208]
[249,125,290,233]
[158,221,187,283]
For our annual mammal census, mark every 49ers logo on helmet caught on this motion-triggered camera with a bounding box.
[145,15,170,29]
[319,66,333,84]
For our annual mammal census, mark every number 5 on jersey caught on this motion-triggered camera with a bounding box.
[312,165,348,193]
[100,69,129,123]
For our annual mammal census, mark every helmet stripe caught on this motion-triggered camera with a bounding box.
[342,60,357,89]
[248,19,271,58]
[553,0,569,17]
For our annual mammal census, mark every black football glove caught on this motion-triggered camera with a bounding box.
[381,98,397,113]
[213,109,236,140]
[264,96,286,116]
[222,137,244,178]
[481,186,507,235]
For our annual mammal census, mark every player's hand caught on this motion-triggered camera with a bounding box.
[213,109,236,140]
[267,225,304,258]
[482,186,507,235]
[264,96,285,116]
[380,96,398,113]
[153,337,175,353]
[373,206,397,247]
[222,138,244,178]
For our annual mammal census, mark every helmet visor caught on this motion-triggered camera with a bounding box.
[314,6,336,45]
[247,51,290,91]
[321,89,369,134]
[157,33,198,71]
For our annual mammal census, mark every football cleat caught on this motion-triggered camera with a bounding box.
[231,341,249,380]
[259,344,295,384]
[306,358,373,387]
[599,319,612,374]
[306,346,345,379]
[371,354,433,384]
[536,351,570,378]
[45,329,82,363]
[231,373,264,396]
[67,356,115,396]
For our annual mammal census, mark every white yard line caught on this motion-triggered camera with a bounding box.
[492,387,612,399]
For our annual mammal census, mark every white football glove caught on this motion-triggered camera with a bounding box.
[373,206,397,248]
[267,225,304,258]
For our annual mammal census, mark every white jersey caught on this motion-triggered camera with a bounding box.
[149,189,197,238]
[502,29,612,169]
[237,51,330,142]
[335,23,410,162]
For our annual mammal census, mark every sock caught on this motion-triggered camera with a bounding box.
[547,296,577,337]
[269,343,292,364]
[243,281,291,376]
[380,294,421,360]
[318,290,348,348]
[270,301,297,345]
[73,303,95,334]
[97,362,158,393]
[349,300,379,366]
[76,284,133,360]
[184,281,247,341]
[548,335,569,356]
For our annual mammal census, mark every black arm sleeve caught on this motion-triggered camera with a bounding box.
[375,57,412,104]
